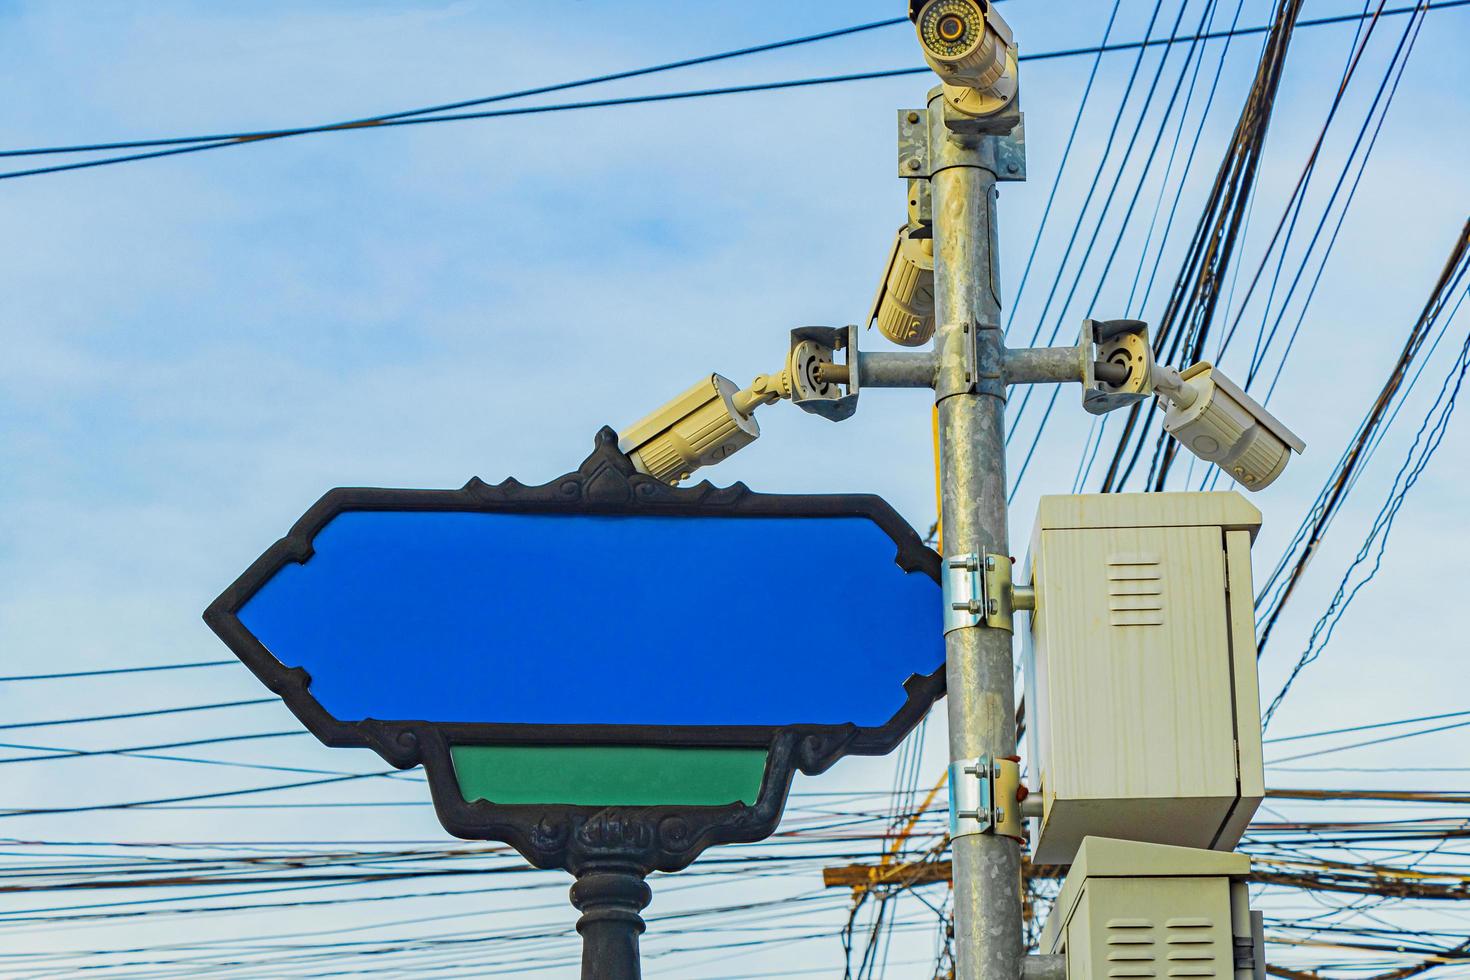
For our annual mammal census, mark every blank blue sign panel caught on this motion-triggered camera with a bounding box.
[237,511,943,727]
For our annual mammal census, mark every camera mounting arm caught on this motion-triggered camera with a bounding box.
[998,318,1304,490]
[617,327,859,485]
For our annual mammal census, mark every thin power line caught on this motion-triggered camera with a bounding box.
[1267,719,1470,765]
[0,730,305,765]
[1263,308,1470,727]
[0,771,394,820]
[0,15,911,159]
[1,1,1465,183]
[0,699,275,732]
[0,660,234,683]
[1264,709,1470,744]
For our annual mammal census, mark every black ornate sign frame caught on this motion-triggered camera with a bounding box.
[205,427,944,879]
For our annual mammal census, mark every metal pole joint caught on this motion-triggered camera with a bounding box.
[570,867,652,980]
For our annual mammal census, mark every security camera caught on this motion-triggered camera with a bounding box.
[618,329,860,484]
[1154,362,1305,491]
[912,0,1017,119]
[618,374,761,485]
[869,225,935,347]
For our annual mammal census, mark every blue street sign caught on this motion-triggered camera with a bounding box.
[238,510,941,728]
[205,429,945,876]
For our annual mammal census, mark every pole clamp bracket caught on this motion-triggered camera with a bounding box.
[942,553,1033,633]
[948,755,1024,840]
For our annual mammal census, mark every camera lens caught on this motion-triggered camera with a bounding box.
[918,0,982,58]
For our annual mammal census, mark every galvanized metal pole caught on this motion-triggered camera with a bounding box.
[927,90,1024,980]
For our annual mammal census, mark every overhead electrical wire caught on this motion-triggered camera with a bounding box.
[1004,0,1175,456]
[4,9,1467,980]
[1000,0,1126,345]
[1216,0,1409,361]
[0,734,411,781]
[1264,708,1470,745]
[1070,0,1253,495]
[0,660,234,683]
[0,730,306,766]
[1160,0,1428,493]
[0,698,275,732]
[1262,288,1470,726]
[1229,0,1429,405]
[0,15,911,159]
[0,771,403,820]
[0,797,1460,977]
[1099,0,1308,494]
[0,2,1464,183]
[1193,0,1426,499]
[1253,217,1470,653]
[1255,2,1426,405]
[1267,718,1470,765]
[1009,0,1229,499]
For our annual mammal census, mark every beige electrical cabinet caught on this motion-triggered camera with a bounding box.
[1040,837,1264,980]
[1023,493,1265,865]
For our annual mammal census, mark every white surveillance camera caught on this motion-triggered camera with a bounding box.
[618,374,760,485]
[1155,362,1305,491]
[869,226,936,347]
[913,0,1017,118]
[617,329,860,484]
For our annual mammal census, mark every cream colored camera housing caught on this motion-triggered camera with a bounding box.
[914,0,1017,117]
[618,374,759,485]
[870,227,936,347]
[1160,362,1305,492]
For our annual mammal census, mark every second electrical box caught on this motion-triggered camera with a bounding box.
[1040,836,1265,980]
[1023,493,1265,865]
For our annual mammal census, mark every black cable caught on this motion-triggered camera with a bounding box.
[1257,6,1420,404]
[1122,0,1237,316]
[1216,0,1401,361]
[1099,0,1306,493]
[0,69,929,183]
[1264,311,1470,726]
[1268,719,1470,764]
[1011,0,1222,498]
[2,1,1465,184]
[1000,0,1126,342]
[1254,220,1470,651]
[1264,708,1470,744]
[1070,0,1247,494]
[1171,2,1425,494]
[0,771,394,820]
[0,660,234,683]
[0,730,305,765]
[1004,0,1173,451]
[0,698,275,732]
[0,16,910,159]
[0,736,407,781]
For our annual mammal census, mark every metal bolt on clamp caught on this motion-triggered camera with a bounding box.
[948,755,1025,840]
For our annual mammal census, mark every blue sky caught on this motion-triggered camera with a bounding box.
[1,1,1468,976]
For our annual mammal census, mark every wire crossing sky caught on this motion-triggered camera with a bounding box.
[1,0,1468,977]
[0,1,1462,181]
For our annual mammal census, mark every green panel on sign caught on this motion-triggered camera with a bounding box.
[450,745,767,807]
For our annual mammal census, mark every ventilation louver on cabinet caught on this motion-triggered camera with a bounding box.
[1107,552,1164,627]
[1106,918,1157,978]
[1163,917,1218,978]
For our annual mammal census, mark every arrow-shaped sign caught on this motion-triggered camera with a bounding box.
[206,428,944,876]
